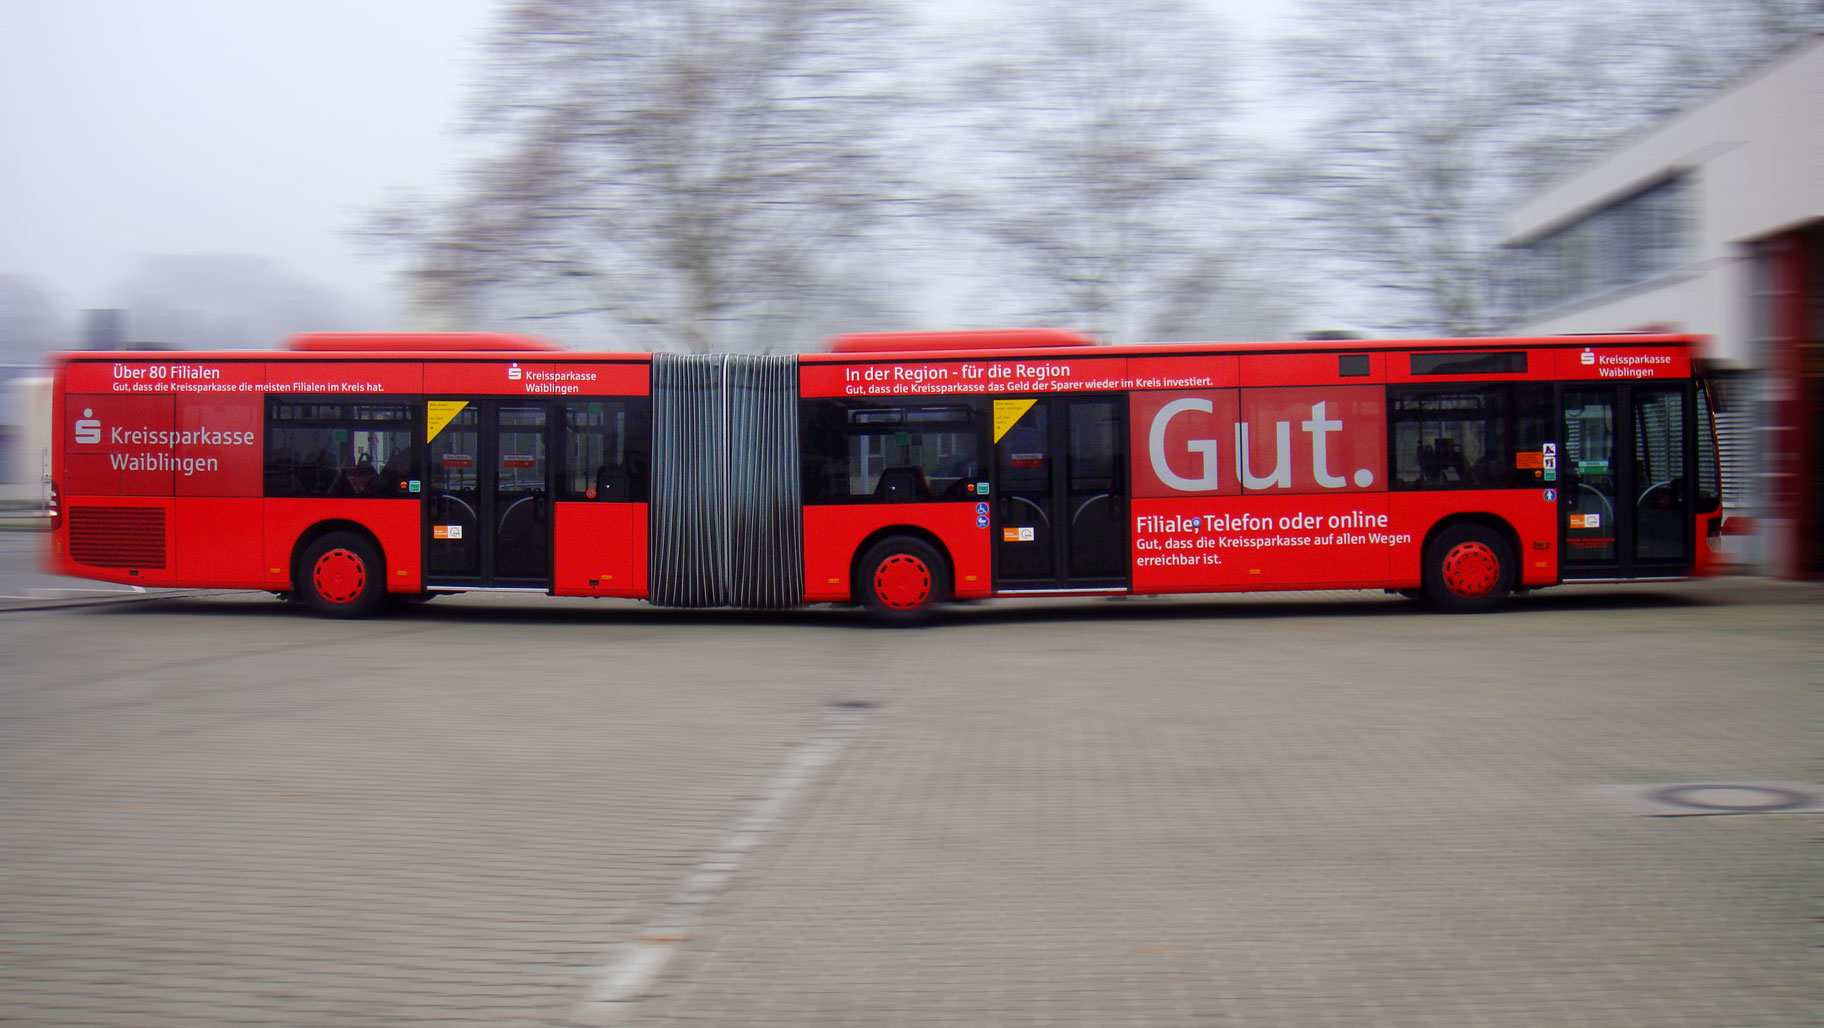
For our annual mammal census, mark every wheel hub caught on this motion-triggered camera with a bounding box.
[313,549,368,604]
[873,554,932,610]
[1441,541,1499,597]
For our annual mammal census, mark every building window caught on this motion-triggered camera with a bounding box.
[1511,174,1691,317]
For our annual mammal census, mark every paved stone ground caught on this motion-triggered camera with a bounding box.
[1,579,1817,1027]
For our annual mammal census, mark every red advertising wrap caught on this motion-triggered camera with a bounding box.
[801,355,1130,397]
[1124,385,1397,591]
[1131,387,1386,497]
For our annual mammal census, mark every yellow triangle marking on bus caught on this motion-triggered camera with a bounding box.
[426,400,469,443]
[992,398,1038,443]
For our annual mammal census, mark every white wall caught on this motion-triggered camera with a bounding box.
[1507,36,1824,367]
[3,376,51,505]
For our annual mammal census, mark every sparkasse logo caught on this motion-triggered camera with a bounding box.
[74,408,101,445]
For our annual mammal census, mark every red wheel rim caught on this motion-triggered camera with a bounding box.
[873,554,932,610]
[312,548,368,605]
[1441,541,1499,597]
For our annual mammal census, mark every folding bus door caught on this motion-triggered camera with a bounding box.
[1560,384,1694,579]
[425,399,553,588]
[992,394,1128,592]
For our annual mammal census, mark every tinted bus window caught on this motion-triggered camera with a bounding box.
[266,400,418,498]
[1410,351,1527,376]
[562,399,651,502]
[802,399,985,503]
[1695,384,1720,514]
[1388,385,1549,490]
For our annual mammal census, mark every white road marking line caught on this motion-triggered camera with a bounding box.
[570,704,870,1026]
[0,585,155,603]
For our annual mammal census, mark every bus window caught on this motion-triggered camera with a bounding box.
[1695,383,1720,514]
[801,399,985,503]
[266,400,417,498]
[561,399,650,502]
[1634,386,1687,561]
[1388,385,1549,490]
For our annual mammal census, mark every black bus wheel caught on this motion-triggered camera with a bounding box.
[857,537,948,624]
[1423,524,1515,612]
[299,532,387,618]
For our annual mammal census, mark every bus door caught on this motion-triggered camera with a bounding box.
[991,395,1128,591]
[424,399,552,587]
[1560,384,1692,579]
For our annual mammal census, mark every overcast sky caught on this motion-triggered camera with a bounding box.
[0,0,1297,333]
[0,0,497,326]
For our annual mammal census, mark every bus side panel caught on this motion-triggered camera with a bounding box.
[173,497,265,587]
[1388,491,1558,588]
[1131,493,1393,593]
[631,503,649,597]
[1693,509,1726,577]
[173,395,263,499]
[552,502,639,597]
[802,504,991,603]
[263,499,422,594]
[62,393,176,497]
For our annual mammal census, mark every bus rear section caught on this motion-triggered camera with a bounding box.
[46,339,658,616]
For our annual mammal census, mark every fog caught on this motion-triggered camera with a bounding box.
[0,0,497,331]
[1,1,1800,354]
[0,0,1305,351]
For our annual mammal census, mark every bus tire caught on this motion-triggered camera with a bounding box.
[857,536,948,624]
[1423,523,1514,612]
[299,532,387,618]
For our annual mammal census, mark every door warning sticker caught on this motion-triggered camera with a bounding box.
[427,400,470,442]
[993,398,1038,443]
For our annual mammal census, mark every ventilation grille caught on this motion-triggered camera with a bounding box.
[648,354,803,608]
[68,506,167,569]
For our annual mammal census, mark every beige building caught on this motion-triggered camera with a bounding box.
[1504,35,1823,578]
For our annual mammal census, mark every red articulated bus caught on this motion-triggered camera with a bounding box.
[46,329,1723,620]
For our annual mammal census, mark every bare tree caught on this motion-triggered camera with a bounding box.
[1511,0,1818,186]
[365,0,916,353]
[1276,0,1565,337]
[932,0,1273,343]
[1278,0,1815,337]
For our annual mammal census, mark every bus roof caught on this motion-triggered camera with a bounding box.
[827,329,1098,352]
[287,332,568,352]
[50,331,1705,366]
[800,332,1704,363]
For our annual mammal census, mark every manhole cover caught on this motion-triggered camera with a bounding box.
[1649,784,1812,812]
[1593,782,1824,816]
